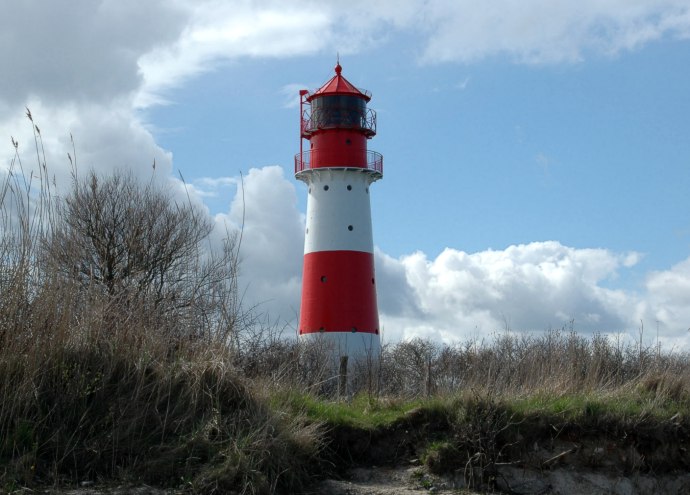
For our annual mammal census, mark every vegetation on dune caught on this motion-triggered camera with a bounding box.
[3,115,690,494]
[0,119,321,494]
[0,342,322,493]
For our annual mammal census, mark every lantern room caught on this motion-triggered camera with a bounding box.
[295,63,382,175]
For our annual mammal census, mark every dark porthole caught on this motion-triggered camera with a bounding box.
[348,225,353,231]
[351,327,357,333]
[323,185,329,191]
[320,276,327,283]
[319,327,325,333]
[345,139,352,145]
[347,185,352,191]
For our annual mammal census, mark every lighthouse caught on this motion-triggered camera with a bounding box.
[295,62,382,361]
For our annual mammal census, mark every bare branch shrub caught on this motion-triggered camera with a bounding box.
[240,321,690,401]
[43,169,240,343]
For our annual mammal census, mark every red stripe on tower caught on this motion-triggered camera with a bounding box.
[295,62,382,359]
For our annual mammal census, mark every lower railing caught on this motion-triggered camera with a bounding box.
[294,149,383,176]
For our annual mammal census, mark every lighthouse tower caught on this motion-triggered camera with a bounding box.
[295,63,382,360]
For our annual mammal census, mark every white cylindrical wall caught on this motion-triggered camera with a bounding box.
[302,169,376,255]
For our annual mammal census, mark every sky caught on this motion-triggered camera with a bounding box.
[2,0,690,349]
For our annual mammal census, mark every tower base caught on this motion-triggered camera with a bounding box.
[300,331,380,366]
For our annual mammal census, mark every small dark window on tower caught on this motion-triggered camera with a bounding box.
[347,185,352,191]
[320,276,327,283]
[319,327,325,333]
[375,329,379,335]
[366,187,369,194]
[348,225,353,231]
[345,139,352,145]
[306,228,309,234]
[372,278,375,284]
[323,185,329,191]
[351,327,357,333]
[308,187,312,194]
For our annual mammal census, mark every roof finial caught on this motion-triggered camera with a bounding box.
[335,53,342,74]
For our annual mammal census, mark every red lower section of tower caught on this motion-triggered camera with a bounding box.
[299,250,379,335]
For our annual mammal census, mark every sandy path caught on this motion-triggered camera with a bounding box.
[35,467,474,495]
[314,467,473,495]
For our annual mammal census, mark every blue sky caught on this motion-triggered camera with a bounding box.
[2,0,690,347]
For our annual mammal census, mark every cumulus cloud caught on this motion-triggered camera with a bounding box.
[636,258,690,349]
[0,0,185,186]
[376,242,640,343]
[212,166,305,328]
[0,99,173,190]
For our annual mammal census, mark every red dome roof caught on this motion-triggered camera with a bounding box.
[307,63,371,102]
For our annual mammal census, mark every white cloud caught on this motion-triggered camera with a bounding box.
[212,166,305,327]
[186,176,239,198]
[136,2,331,106]
[1,99,173,191]
[374,242,640,343]
[635,258,690,349]
[417,0,690,64]
[0,0,187,106]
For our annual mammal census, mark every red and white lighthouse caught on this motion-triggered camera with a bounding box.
[295,63,382,360]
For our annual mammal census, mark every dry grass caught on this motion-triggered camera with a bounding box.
[0,322,323,493]
[0,120,322,493]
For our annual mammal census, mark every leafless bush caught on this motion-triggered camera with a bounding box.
[43,168,240,343]
[225,321,690,403]
[372,326,690,400]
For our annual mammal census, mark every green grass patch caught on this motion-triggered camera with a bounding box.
[507,389,690,423]
[272,390,442,429]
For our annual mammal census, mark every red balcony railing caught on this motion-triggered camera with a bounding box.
[295,149,383,177]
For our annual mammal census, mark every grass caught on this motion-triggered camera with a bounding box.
[506,372,690,422]
[272,389,439,429]
[0,339,324,494]
[275,385,690,434]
